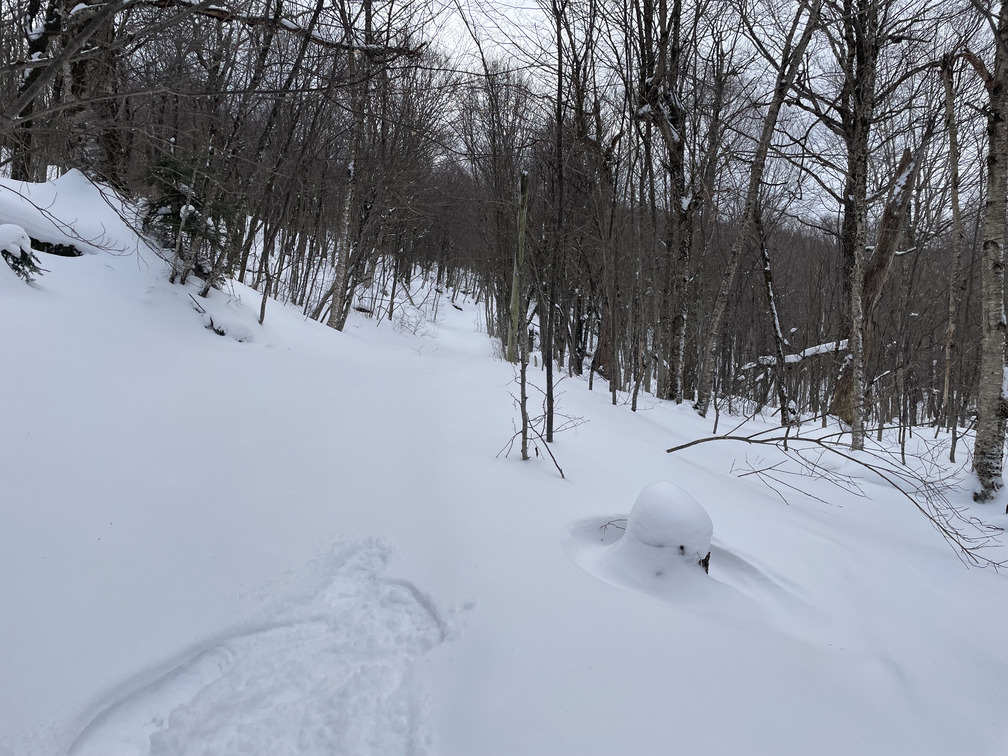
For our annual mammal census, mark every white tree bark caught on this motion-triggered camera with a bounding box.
[971,5,1008,501]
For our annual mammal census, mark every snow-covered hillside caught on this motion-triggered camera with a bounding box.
[3,173,1008,755]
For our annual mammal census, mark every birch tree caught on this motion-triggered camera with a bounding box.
[968,0,1008,502]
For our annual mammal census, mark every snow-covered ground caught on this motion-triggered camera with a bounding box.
[3,173,1008,755]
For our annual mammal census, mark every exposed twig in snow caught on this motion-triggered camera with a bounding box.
[601,519,627,533]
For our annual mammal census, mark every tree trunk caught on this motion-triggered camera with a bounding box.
[508,173,530,363]
[326,57,368,331]
[846,127,870,451]
[756,217,793,425]
[319,0,373,331]
[939,56,967,431]
[972,6,1008,502]
[544,0,565,441]
[830,147,919,430]
[517,173,532,459]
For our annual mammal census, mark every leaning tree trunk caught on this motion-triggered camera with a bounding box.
[693,0,821,417]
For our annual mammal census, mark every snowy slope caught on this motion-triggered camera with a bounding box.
[3,174,1008,756]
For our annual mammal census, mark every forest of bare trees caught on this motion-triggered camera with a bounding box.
[4,0,1008,500]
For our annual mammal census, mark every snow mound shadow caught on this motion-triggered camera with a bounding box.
[69,541,446,756]
[566,514,800,611]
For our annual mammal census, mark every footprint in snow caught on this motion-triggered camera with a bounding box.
[68,541,447,756]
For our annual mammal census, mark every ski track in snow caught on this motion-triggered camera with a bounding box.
[67,541,447,756]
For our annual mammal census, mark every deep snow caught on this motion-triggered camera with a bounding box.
[3,172,1008,755]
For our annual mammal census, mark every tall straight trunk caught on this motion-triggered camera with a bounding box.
[610,223,620,406]
[685,41,730,404]
[950,234,981,462]
[664,98,690,405]
[517,173,532,459]
[322,0,372,331]
[631,145,647,412]
[939,57,967,430]
[326,63,368,330]
[629,0,688,401]
[830,148,919,431]
[671,193,691,404]
[756,218,792,424]
[545,255,558,437]
[78,16,124,186]
[847,136,869,450]
[508,173,530,364]
[693,0,821,416]
[972,5,1008,502]
[546,0,563,441]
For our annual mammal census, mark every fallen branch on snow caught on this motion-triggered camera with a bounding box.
[668,429,1005,569]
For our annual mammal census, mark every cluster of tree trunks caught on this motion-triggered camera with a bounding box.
[3,0,1008,501]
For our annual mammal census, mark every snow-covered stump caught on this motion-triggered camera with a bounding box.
[622,481,713,575]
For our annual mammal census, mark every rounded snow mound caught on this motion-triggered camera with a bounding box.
[566,488,761,608]
[572,481,717,601]
[625,481,713,567]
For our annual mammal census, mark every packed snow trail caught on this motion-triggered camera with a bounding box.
[67,541,447,756]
